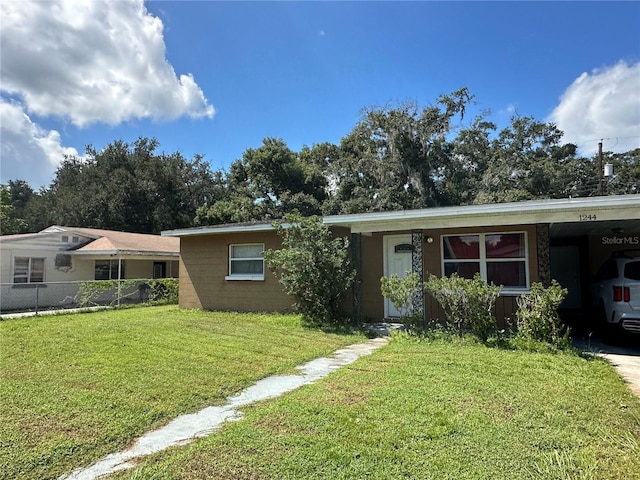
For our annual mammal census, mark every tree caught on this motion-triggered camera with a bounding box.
[325,88,474,214]
[264,212,356,327]
[601,148,640,195]
[438,116,495,205]
[47,137,220,233]
[475,116,580,203]
[196,138,327,225]
[0,184,27,234]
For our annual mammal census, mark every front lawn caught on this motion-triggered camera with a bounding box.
[113,334,640,480]
[0,306,366,480]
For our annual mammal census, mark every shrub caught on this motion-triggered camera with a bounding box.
[75,280,119,307]
[424,273,501,340]
[515,280,570,349]
[148,278,179,304]
[380,272,423,326]
[264,212,356,327]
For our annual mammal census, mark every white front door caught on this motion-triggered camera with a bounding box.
[383,234,413,318]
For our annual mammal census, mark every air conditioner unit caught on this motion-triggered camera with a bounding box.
[55,254,72,267]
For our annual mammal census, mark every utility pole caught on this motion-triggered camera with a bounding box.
[597,140,604,195]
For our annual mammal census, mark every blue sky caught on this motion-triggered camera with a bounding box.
[1,1,639,188]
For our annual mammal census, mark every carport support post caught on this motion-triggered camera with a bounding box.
[351,233,362,323]
[536,224,552,287]
[411,230,425,324]
[117,257,123,307]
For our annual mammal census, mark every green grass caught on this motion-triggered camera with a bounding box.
[112,333,640,480]
[0,306,366,480]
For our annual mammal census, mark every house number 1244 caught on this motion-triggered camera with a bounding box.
[579,214,597,221]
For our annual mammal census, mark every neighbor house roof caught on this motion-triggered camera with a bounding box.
[1,226,179,257]
[63,227,179,256]
[162,195,640,238]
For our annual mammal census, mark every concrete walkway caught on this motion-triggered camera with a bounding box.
[60,337,389,480]
[574,336,640,398]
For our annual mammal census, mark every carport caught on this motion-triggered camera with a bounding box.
[549,211,640,330]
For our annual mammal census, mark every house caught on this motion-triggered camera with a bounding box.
[0,226,179,312]
[162,195,640,326]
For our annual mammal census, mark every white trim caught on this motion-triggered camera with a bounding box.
[161,195,640,237]
[224,275,264,281]
[70,250,178,257]
[163,223,276,237]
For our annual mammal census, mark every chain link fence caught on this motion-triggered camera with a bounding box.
[0,278,178,315]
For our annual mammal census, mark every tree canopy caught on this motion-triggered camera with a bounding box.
[2,89,638,235]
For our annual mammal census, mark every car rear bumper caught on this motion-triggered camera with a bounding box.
[621,318,640,334]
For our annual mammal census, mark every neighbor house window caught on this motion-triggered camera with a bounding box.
[14,257,45,283]
[95,260,124,280]
[442,232,528,293]
[226,243,264,281]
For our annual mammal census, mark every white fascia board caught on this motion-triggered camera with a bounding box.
[162,223,276,237]
[161,195,640,237]
[162,222,296,237]
[325,195,640,233]
[70,250,179,257]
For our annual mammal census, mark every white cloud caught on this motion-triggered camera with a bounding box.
[0,0,214,187]
[0,99,80,188]
[0,0,214,127]
[549,61,640,155]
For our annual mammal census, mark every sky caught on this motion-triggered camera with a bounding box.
[1,1,639,189]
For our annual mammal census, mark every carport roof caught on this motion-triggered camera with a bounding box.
[161,195,640,237]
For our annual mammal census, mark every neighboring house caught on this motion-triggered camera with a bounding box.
[163,195,640,326]
[0,226,179,311]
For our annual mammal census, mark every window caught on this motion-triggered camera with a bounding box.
[61,235,69,243]
[442,232,528,293]
[95,260,124,280]
[226,243,264,281]
[14,257,45,283]
[624,261,640,281]
[595,259,618,282]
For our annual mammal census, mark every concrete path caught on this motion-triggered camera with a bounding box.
[60,337,389,480]
[574,336,640,398]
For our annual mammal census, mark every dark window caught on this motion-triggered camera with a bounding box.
[595,260,618,281]
[624,261,640,281]
[95,260,124,280]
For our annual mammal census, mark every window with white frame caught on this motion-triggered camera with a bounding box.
[226,243,264,280]
[442,232,528,292]
[13,257,45,283]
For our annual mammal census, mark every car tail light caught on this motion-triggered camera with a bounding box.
[613,286,631,302]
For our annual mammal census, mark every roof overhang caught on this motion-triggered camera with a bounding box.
[69,250,179,258]
[161,195,640,237]
[162,222,276,237]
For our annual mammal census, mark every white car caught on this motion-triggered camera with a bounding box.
[590,251,640,340]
